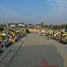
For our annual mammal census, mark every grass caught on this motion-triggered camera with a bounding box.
[3,27,23,30]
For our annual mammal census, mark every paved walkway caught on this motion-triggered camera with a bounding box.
[44,36,67,53]
[0,38,25,67]
[1,33,67,67]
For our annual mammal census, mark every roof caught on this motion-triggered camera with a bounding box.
[36,24,41,26]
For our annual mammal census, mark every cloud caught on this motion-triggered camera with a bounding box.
[47,0,67,11]
[0,1,67,25]
[46,0,67,24]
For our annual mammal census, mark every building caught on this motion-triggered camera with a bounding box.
[18,23,26,27]
[27,24,34,28]
[9,23,18,27]
[36,24,41,28]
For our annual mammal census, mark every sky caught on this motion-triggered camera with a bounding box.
[0,0,67,25]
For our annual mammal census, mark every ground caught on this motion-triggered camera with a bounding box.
[0,33,67,67]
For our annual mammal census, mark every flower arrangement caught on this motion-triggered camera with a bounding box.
[0,32,2,34]
[0,35,6,40]
[11,37,15,42]
[0,40,2,44]
[10,32,14,35]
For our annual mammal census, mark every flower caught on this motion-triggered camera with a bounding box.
[10,32,14,34]
[0,40,2,44]
[0,32,2,34]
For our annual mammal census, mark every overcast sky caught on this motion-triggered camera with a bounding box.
[0,0,67,25]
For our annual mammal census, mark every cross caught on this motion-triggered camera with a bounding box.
[34,58,59,67]
[36,42,39,44]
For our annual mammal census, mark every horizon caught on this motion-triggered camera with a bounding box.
[0,0,67,25]
[0,22,66,26]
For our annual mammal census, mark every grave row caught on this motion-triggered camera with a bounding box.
[0,29,26,53]
[37,29,67,44]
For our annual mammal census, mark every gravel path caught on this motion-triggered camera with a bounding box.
[7,33,67,67]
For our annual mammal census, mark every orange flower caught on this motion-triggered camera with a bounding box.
[0,32,2,34]
[11,32,14,34]
[59,35,61,37]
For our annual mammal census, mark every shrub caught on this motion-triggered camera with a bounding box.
[65,24,67,32]
[0,27,4,32]
[26,29,30,33]
[0,35,6,40]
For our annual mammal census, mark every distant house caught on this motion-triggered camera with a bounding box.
[6,24,10,27]
[60,29,65,32]
[36,24,41,28]
[0,24,6,27]
[53,25,58,29]
[44,25,48,28]
[9,23,18,27]
[18,23,26,27]
[27,24,34,28]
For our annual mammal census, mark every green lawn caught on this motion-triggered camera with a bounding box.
[3,27,23,30]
